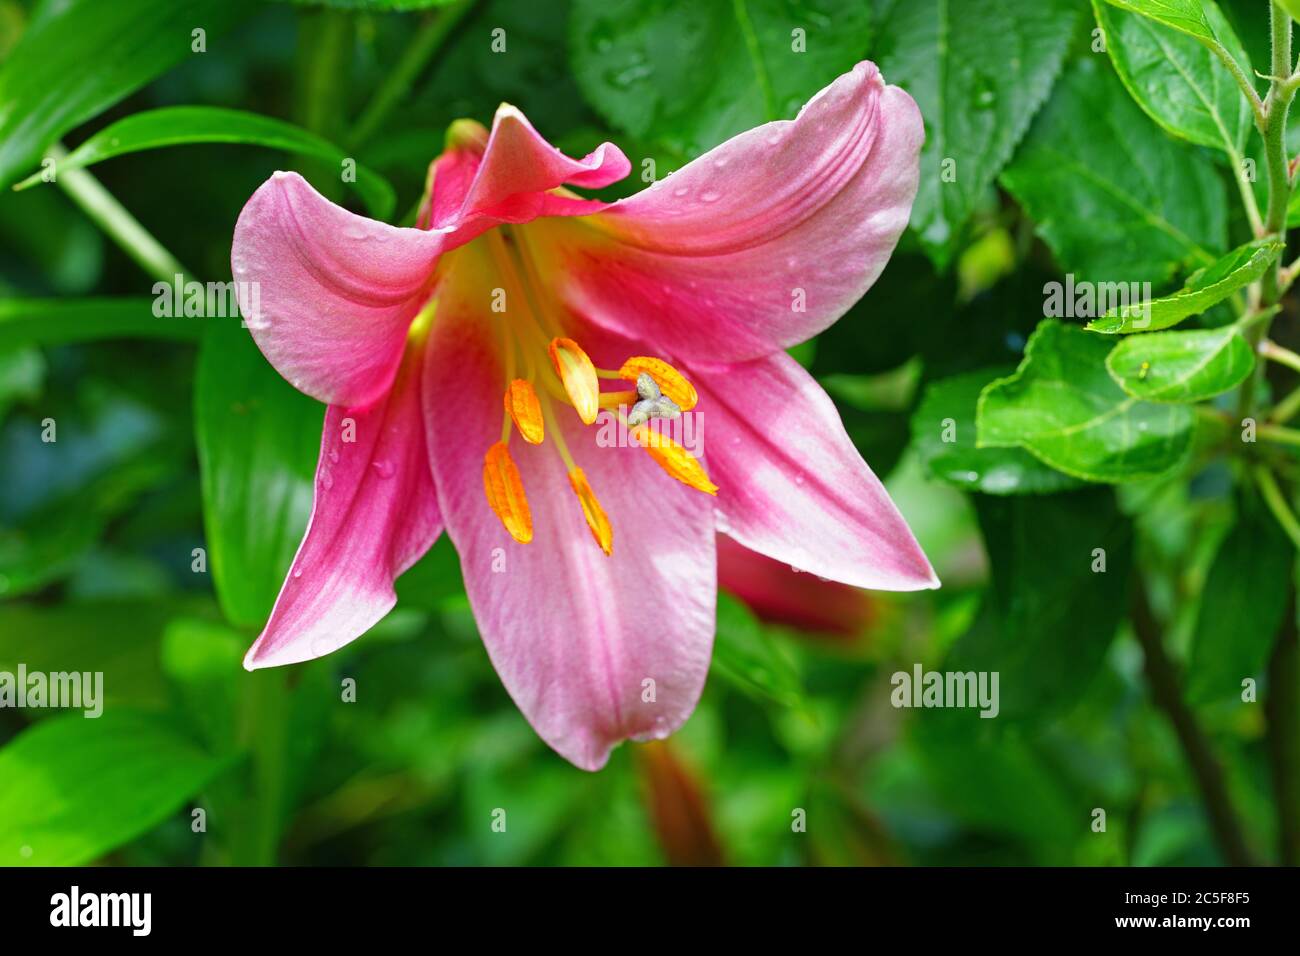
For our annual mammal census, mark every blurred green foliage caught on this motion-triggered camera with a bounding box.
[0,0,1296,868]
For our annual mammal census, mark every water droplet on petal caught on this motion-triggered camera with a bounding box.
[371,459,396,479]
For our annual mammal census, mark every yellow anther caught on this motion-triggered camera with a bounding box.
[631,426,718,496]
[504,379,545,444]
[568,468,613,556]
[483,441,533,543]
[549,337,600,424]
[619,357,697,411]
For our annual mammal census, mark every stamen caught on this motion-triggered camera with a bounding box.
[483,441,533,543]
[503,379,545,444]
[630,424,718,496]
[619,357,698,411]
[568,467,613,556]
[598,390,640,408]
[549,337,600,424]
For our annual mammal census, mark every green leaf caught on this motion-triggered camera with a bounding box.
[873,0,1080,266]
[14,107,396,221]
[1095,0,1253,156]
[911,367,1082,495]
[0,711,228,865]
[0,0,257,188]
[1001,56,1227,284]
[948,487,1134,719]
[570,0,874,159]
[0,348,44,421]
[1100,0,1215,42]
[977,320,1195,483]
[0,389,181,597]
[1086,238,1281,333]
[195,320,320,629]
[1187,504,1294,703]
[0,601,184,712]
[267,0,460,8]
[711,592,806,711]
[1106,326,1254,402]
[0,297,198,351]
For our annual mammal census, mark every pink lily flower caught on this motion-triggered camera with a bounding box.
[231,61,936,770]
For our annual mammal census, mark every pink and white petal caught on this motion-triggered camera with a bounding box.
[232,171,450,408]
[244,337,443,670]
[538,62,923,362]
[691,350,937,592]
[423,271,715,770]
[418,106,626,245]
[461,104,630,214]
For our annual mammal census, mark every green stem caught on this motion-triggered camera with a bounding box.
[1214,43,1267,130]
[1266,600,1300,866]
[348,0,477,150]
[1271,382,1300,423]
[51,144,191,285]
[232,669,290,866]
[1260,338,1300,374]
[295,7,354,202]
[1258,421,1300,447]
[1240,5,1297,417]
[1131,579,1258,866]
[1255,464,1300,549]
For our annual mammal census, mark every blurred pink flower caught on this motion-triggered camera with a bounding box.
[715,534,878,638]
[230,61,935,770]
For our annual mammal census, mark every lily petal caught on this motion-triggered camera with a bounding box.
[691,350,937,592]
[244,336,443,669]
[232,171,448,408]
[423,263,715,770]
[421,104,629,238]
[537,61,923,362]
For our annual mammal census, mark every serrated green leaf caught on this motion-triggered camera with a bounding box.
[0,711,228,866]
[1106,326,1254,402]
[911,367,1082,495]
[570,0,873,159]
[195,320,320,629]
[1001,56,1227,285]
[1102,0,1215,40]
[977,320,1195,482]
[14,107,396,220]
[1187,504,1294,703]
[874,0,1079,267]
[1095,0,1253,156]
[947,487,1133,719]
[0,0,257,188]
[1086,238,1281,333]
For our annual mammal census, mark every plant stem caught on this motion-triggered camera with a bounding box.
[1255,464,1300,549]
[1272,382,1300,423]
[1258,421,1300,447]
[1260,338,1300,374]
[51,144,191,285]
[348,0,477,151]
[1215,42,1267,130]
[1266,598,1300,866]
[1131,580,1258,866]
